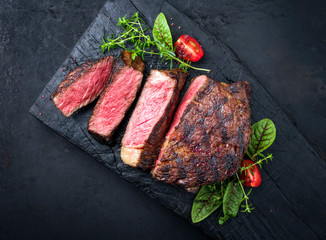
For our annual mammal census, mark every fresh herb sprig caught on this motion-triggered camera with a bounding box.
[191,118,276,224]
[101,13,155,59]
[100,12,210,72]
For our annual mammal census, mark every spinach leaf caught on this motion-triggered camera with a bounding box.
[247,118,276,159]
[191,184,223,223]
[219,181,243,224]
[152,12,173,51]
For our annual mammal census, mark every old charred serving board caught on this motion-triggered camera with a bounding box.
[29,0,326,239]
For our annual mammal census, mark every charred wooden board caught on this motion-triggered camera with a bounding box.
[29,0,326,239]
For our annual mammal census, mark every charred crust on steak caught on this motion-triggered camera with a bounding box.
[88,128,111,143]
[152,77,252,189]
[176,157,187,179]
[121,51,145,72]
[88,130,109,144]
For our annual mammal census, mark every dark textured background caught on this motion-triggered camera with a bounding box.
[1,0,325,239]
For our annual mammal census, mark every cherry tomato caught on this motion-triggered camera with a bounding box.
[174,34,204,62]
[239,159,262,187]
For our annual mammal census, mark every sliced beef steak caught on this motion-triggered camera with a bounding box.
[51,56,114,117]
[88,51,145,142]
[121,69,187,170]
[152,75,252,189]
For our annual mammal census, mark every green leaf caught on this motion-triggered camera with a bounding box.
[191,184,223,223]
[131,52,137,60]
[152,12,173,51]
[247,118,276,159]
[219,181,243,225]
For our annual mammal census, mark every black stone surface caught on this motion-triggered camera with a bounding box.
[1,0,326,239]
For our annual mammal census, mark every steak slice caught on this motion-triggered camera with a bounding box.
[121,69,187,170]
[152,75,252,189]
[88,51,145,142]
[51,56,114,117]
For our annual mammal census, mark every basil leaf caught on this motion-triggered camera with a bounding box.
[191,184,223,223]
[152,12,173,51]
[219,181,243,225]
[247,118,276,159]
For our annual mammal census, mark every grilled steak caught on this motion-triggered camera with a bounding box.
[88,51,145,142]
[51,56,114,117]
[152,75,252,189]
[121,69,187,170]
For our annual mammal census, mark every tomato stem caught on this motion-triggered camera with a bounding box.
[139,49,210,72]
[169,55,210,72]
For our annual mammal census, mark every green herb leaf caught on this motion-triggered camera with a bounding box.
[152,12,173,51]
[219,181,243,225]
[191,184,223,223]
[247,118,276,159]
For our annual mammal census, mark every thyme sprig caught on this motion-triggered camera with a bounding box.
[240,154,273,171]
[236,173,254,213]
[100,13,155,57]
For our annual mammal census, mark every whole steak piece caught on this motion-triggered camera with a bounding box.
[121,69,187,170]
[88,51,145,142]
[152,75,252,189]
[51,56,114,117]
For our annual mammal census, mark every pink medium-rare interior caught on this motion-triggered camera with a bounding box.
[54,58,113,116]
[166,75,208,137]
[88,66,143,137]
[122,70,176,147]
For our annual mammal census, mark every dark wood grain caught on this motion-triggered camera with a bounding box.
[29,0,326,239]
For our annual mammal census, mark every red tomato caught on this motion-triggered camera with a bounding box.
[239,159,262,187]
[174,34,204,62]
